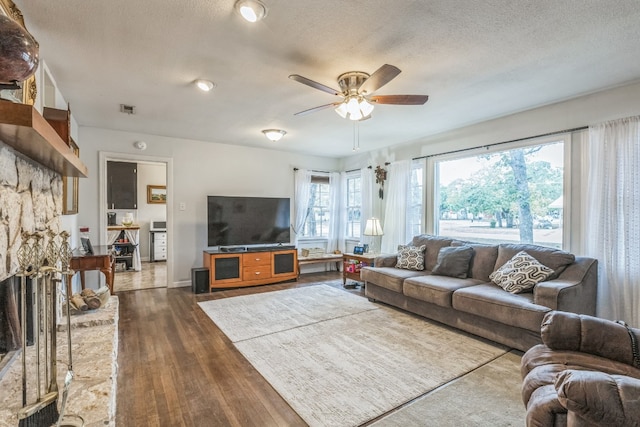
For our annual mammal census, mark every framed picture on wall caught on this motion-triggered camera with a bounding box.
[147,185,166,204]
[62,139,79,214]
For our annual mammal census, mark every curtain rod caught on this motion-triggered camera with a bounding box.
[345,162,391,173]
[293,167,331,173]
[412,126,588,160]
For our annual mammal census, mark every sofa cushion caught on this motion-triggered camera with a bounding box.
[360,266,428,293]
[395,244,426,270]
[555,369,640,426]
[410,235,454,270]
[431,245,474,279]
[453,283,550,332]
[490,251,554,294]
[494,244,575,280]
[452,241,499,282]
[404,275,483,308]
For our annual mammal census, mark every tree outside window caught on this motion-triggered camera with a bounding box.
[436,141,565,248]
[301,176,330,237]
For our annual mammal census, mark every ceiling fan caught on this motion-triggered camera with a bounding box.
[289,64,429,121]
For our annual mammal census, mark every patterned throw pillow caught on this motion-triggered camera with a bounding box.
[396,245,426,270]
[489,251,554,294]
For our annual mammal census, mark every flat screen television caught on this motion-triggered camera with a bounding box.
[207,196,291,247]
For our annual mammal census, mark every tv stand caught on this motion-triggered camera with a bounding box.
[203,247,297,290]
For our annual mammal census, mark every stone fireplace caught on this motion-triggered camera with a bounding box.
[0,140,63,369]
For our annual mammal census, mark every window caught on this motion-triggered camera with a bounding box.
[346,174,361,238]
[301,175,330,238]
[409,161,424,236]
[435,138,566,248]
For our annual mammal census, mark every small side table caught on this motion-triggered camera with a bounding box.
[343,252,378,286]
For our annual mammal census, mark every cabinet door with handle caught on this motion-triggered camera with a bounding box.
[107,161,137,209]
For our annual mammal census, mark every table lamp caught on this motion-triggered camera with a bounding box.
[364,217,384,254]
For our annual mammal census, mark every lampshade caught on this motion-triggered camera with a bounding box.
[262,129,286,142]
[334,96,374,121]
[363,217,384,236]
[235,0,267,22]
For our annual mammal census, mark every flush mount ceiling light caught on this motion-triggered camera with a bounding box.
[235,0,267,23]
[262,129,286,142]
[195,79,215,92]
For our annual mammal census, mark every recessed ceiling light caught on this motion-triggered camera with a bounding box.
[195,79,215,92]
[235,0,267,23]
[262,129,286,142]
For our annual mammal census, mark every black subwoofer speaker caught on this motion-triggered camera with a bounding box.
[191,268,209,294]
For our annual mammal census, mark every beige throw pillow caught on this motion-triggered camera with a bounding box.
[489,251,554,293]
[396,245,426,271]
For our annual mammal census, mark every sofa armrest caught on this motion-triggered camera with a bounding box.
[555,369,640,427]
[534,257,597,315]
[374,254,397,268]
[541,311,640,369]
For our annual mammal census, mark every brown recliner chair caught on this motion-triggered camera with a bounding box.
[521,311,640,426]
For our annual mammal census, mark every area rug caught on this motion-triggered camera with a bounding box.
[199,285,510,427]
[371,351,526,426]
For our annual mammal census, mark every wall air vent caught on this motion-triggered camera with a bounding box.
[120,104,136,114]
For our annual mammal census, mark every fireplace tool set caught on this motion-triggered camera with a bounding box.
[16,230,78,427]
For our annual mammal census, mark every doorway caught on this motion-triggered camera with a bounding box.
[99,151,173,290]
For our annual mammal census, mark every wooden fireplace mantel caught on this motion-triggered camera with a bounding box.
[0,102,88,177]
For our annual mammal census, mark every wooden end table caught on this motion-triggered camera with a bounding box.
[342,252,378,287]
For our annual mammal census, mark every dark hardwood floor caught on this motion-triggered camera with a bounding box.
[116,271,360,426]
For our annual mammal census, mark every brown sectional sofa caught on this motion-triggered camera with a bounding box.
[360,235,598,352]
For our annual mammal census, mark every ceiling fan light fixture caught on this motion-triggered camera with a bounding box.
[195,79,215,92]
[262,129,286,142]
[334,102,348,119]
[235,0,267,22]
[359,98,375,116]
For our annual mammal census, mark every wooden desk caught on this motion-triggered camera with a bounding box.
[70,245,115,294]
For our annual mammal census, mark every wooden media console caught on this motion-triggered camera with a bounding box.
[203,247,298,290]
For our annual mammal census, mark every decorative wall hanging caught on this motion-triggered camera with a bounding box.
[375,165,387,199]
[147,185,167,204]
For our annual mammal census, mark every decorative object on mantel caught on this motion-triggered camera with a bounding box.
[375,165,387,199]
[0,0,38,105]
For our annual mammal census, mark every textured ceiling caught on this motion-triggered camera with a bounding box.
[13,0,640,158]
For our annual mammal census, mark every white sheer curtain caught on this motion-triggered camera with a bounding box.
[293,169,312,246]
[360,166,375,248]
[327,172,342,253]
[381,160,412,254]
[585,115,640,326]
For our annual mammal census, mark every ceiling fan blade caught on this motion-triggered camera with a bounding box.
[288,74,341,96]
[294,102,340,116]
[370,95,429,105]
[358,64,401,94]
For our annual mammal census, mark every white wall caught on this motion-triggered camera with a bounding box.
[136,162,167,260]
[340,80,640,255]
[342,80,640,169]
[77,127,339,286]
